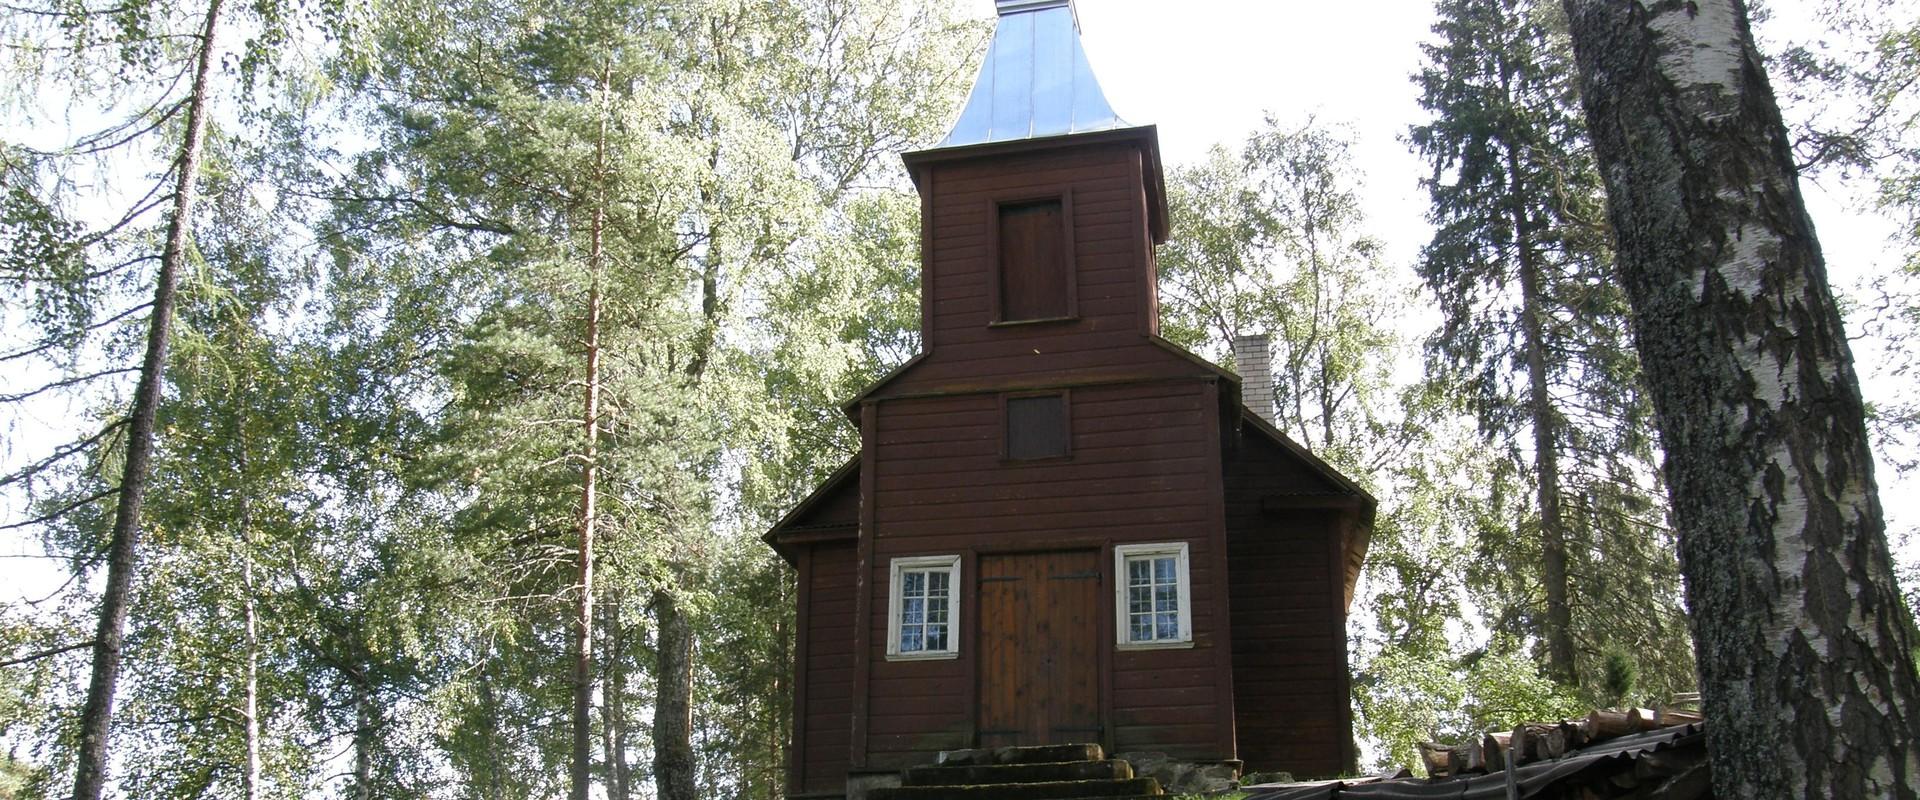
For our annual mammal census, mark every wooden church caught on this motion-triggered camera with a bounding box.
[763,2,1376,795]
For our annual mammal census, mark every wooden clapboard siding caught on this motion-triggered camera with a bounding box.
[799,541,857,794]
[870,384,1212,542]
[865,380,1228,765]
[1226,426,1353,778]
[856,125,1233,772]
[875,142,1201,399]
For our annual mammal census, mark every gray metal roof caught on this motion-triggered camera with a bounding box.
[934,0,1131,149]
[1243,724,1708,800]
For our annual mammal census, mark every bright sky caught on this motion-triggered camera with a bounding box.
[962,0,1919,542]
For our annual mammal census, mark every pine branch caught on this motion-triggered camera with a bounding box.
[0,418,128,488]
[0,639,97,667]
[0,366,139,403]
[0,486,119,531]
[0,302,152,364]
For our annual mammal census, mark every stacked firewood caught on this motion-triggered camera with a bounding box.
[1417,700,1705,779]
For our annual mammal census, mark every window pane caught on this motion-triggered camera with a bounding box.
[901,627,923,652]
[926,625,947,651]
[903,597,924,625]
[1131,614,1153,642]
[1153,556,1176,584]
[1155,585,1176,612]
[928,570,948,593]
[1128,558,1150,585]
[927,598,948,623]
[904,571,924,596]
[1157,612,1179,640]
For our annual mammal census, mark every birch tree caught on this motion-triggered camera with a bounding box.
[1158,116,1404,476]
[1561,0,1920,795]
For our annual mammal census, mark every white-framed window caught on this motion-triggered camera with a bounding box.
[886,555,961,660]
[1114,542,1193,649]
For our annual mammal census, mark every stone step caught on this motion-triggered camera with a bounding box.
[868,777,1161,800]
[933,743,1105,767]
[903,759,1133,787]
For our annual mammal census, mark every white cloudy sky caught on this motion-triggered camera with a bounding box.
[961,0,1919,540]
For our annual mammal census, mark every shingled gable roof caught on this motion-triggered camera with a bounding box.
[762,456,859,565]
[835,331,1223,417]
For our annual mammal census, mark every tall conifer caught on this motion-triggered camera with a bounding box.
[1411,0,1692,698]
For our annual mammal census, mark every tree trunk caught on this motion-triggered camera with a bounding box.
[70,3,222,798]
[478,665,505,800]
[770,604,789,800]
[353,676,374,800]
[1498,41,1578,687]
[569,70,611,800]
[241,521,261,800]
[603,591,633,800]
[653,588,697,800]
[1514,208,1576,686]
[1561,0,1920,795]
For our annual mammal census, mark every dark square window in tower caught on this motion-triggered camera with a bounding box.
[995,198,1071,321]
[1005,393,1069,460]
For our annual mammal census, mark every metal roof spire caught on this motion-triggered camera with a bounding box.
[934,0,1130,149]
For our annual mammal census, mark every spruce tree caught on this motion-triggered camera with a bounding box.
[1411,0,1692,699]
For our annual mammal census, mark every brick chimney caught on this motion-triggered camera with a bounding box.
[1233,334,1275,425]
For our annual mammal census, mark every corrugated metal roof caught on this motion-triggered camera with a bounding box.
[934,0,1130,149]
[1245,724,1708,800]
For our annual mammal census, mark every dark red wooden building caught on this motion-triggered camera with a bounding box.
[765,2,1375,795]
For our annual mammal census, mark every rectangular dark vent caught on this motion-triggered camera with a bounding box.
[997,199,1069,321]
[1006,394,1069,460]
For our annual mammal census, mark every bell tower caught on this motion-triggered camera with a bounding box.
[895,0,1172,391]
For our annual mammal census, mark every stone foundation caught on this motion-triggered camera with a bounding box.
[1112,752,1242,795]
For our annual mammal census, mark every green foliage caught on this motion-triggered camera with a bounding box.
[1602,649,1637,708]
[1356,636,1586,774]
[311,0,978,795]
[1159,115,1407,480]
[3,0,975,797]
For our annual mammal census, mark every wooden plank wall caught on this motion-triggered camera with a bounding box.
[1224,430,1352,777]
[863,380,1226,769]
[888,143,1198,395]
[799,541,857,793]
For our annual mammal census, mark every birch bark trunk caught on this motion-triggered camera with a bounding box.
[241,521,261,800]
[652,588,697,800]
[71,2,224,797]
[352,675,373,800]
[1561,0,1920,795]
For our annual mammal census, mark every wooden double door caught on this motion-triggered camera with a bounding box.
[976,550,1102,747]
